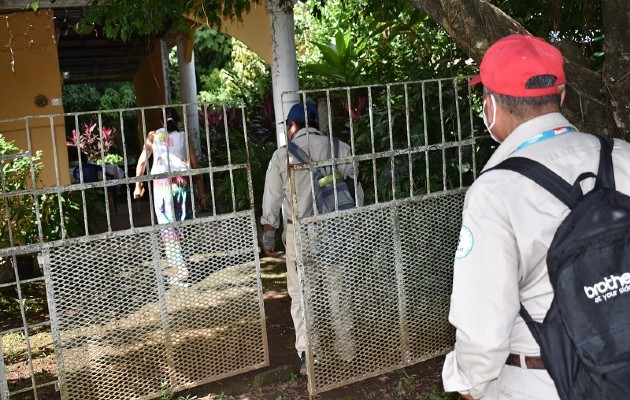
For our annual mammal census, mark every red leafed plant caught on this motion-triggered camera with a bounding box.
[67,121,116,162]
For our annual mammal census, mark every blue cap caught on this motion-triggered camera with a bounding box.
[285,102,318,125]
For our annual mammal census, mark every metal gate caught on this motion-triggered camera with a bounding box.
[0,104,268,399]
[286,78,491,395]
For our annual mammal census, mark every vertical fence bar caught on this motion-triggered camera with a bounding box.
[345,89,360,206]
[24,118,44,241]
[368,86,378,203]
[468,84,479,179]
[0,335,8,400]
[203,104,217,216]
[222,105,237,213]
[97,111,113,230]
[48,115,68,240]
[453,79,464,188]
[119,110,133,226]
[181,103,197,220]
[386,84,396,201]
[421,82,430,194]
[438,81,447,191]
[73,114,90,235]
[140,108,157,227]
[404,83,413,198]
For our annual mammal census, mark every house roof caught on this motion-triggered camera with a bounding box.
[53,7,158,84]
[2,1,159,85]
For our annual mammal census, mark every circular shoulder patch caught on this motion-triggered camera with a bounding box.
[455,225,474,259]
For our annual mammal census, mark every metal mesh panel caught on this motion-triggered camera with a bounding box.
[298,191,464,394]
[285,77,486,395]
[43,214,266,400]
[300,207,402,390]
[399,194,464,360]
[0,102,267,399]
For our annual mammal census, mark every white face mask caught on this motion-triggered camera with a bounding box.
[482,94,501,143]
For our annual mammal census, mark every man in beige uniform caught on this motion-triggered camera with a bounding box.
[260,102,363,374]
[442,34,630,399]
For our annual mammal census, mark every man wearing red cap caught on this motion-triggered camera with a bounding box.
[442,34,630,399]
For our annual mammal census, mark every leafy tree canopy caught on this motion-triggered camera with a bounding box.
[296,0,473,88]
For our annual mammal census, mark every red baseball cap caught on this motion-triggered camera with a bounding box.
[469,34,566,97]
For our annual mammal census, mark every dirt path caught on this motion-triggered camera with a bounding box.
[183,256,455,400]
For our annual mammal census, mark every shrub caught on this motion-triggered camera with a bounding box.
[0,134,82,247]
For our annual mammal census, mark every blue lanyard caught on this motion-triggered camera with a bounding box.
[509,126,576,155]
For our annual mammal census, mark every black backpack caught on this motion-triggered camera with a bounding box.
[487,135,630,399]
[287,138,356,215]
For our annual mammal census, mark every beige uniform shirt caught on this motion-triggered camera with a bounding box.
[260,127,363,228]
[442,112,630,398]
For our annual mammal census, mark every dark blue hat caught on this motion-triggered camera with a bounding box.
[285,102,318,125]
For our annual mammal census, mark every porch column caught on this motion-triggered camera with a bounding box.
[268,0,300,147]
[177,35,201,156]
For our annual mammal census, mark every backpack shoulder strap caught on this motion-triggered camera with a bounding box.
[485,157,577,209]
[333,138,340,158]
[287,141,310,164]
[287,140,330,176]
[594,135,615,190]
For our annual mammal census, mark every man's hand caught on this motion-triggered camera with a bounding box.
[459,392,475,400]
[198,194,207,211]
[262,228,280,257]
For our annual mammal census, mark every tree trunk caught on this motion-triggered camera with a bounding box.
[409,0,628,139]
[601,0,630,140]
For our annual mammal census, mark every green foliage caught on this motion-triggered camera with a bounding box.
[333,81,492,205]
[420,390,460,400]
[395,368,416,392]
[296,0,473,88]
[295,0,489,205]
[301,31,369,87]
[0,135,83,247]
[209,122,276,218]
[95,154,125,166]
[194,27,233,77]
[492,0,603,68]
[62,82,139,163]
[170,28,269,108]
[79,0,260,41]
[63,82,136,113]
[195,40,270,107]
[159,381,197,400]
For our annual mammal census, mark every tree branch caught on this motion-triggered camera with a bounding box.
[409,0,608,136]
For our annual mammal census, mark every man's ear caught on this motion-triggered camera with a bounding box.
[560,89,566,107]
[287,122,297,140]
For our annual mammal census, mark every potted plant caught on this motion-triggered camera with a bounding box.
[67,121,117,165]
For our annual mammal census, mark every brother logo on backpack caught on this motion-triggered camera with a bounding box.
[583,272,630,302]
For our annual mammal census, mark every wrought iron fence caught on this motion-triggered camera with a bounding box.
[284,78,491,395]
[0,78,492,399]
[0,103,268,400]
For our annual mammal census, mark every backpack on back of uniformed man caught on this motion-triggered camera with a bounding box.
[287,138,356,215]
[487,135,630,399]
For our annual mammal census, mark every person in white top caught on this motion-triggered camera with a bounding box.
[133,107,206,287]
[441,34,630,399]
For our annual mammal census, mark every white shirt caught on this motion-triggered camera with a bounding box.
[150,128,190,175]
[442,112,630,398]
